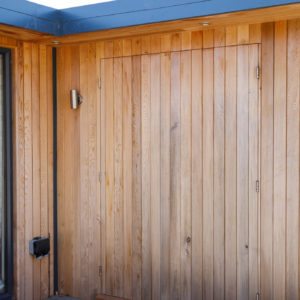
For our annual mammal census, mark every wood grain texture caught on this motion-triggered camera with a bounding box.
[39,44,49,300]
[202,48,214,300]
[213,46,225,300]
[237,44,249,300]
[31,42,41,300]
[169,51,181,300]
[286,19,300,300]
[141,54,151,300]
[132,55,142,300]
[224,45,237,300]
[59,45,73,296]
[14,42,25,300]
[12,41,53,300]
[191,48,202,300]
[88,43,99,300]
[113,56,123,297]
[104,57,115,296]
[180,50,192,300]
[248,43,259,300]
[261,23,274,300]
[123,55,133,299]
[24,42,34,300]
[273,21,287,300]
[5,15,300,300]
[160,51,171,300]
[54,19,300,300]
[70,44,81,298]
[150,53,161,300]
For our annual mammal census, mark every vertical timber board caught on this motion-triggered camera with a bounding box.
[100,57,107,295]
[71,45,81,298]
[180,50,192,300]
[141,54,151,300]
[236,44,249,300]
[31,42,41,300]
[62,45,74,296]
[225,26,237,46]
[95,43,102,298]
[104,57,115,296]
[286,19,300,300]
[214,28,225,47]
[202,47,214,300]
[123,55,133,299]
[237,25,250,45]
[56,46,63,296]
[46,45,54,297]
[23,42,33,300]
[248,44,259,300]
[169,51,181,300]
[273,21,287,300]
[224,45,237,300]
[150,53,161,300]
[160,51,171,300]
[113,56,123,298]
[15,41,25,300]
[39,44,49,299]
[191,48,203,300]
[94,43,103,295]
[132,55,142,300]
[261,23,274,300]
[88,43,98,300]
[213,46,225,300]
[80,44,90,300]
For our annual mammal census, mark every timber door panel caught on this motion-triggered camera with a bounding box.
[100,44,260,300]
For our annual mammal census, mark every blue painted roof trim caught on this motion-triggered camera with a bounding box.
[60,0,300,35]
[0,0,60,35]
[0,0,299,36]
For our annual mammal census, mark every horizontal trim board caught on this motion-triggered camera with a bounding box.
[41,6,298,45]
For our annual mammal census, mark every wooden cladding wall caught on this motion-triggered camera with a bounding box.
[56,21,300,300]
[100,44,260,300]
[13,42,53,300]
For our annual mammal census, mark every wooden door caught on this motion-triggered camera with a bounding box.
[100,43,260,300]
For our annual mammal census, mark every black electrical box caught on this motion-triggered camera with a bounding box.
[29,237,50,259]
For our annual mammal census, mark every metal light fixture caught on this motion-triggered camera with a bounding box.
[200,22,211,26]
[70,89,83,109]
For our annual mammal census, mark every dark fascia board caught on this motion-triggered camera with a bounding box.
[0,0,300,36]
[0,0,60,35]
[59,0,300,35]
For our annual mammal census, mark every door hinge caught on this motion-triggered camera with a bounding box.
[98,172,101,182]
[99,78,101,89]
[256,66,260,79]
[99,265,103,277]
[256,292,260,300]
[256,180,260,193]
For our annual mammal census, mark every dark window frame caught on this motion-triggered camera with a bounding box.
[0,47,13,300]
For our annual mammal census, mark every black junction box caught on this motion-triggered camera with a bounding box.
[29,237,50,259]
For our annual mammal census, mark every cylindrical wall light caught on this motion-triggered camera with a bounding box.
[70,89,83,109]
